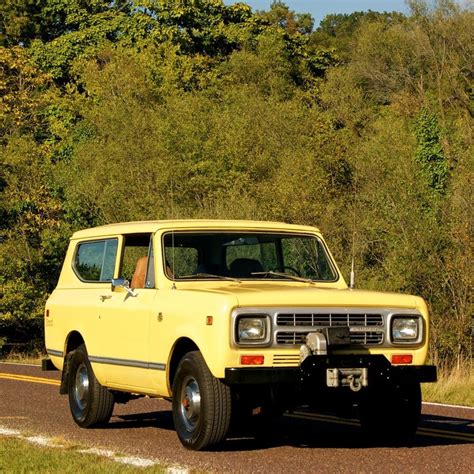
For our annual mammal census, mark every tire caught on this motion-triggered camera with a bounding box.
[359,382,421,441]
[172,351,231,450]
[67,344,115,428]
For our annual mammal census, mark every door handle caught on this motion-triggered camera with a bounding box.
[99,295,111,302]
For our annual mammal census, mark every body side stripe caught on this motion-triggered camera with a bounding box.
[46,349,64,357]
[88,355,166,371]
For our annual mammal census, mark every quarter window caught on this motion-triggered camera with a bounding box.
[74,239,118,282]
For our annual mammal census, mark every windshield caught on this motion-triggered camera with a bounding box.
[163,232,338,282]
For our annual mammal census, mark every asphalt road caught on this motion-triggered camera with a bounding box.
[1,362,473,472]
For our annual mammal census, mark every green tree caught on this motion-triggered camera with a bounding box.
[414,108,449,197]
[257,0,314,35]
[0,0,472,368]
[0,0,132,46]
[310,10,406,59]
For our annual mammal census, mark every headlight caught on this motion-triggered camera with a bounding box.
[392,317,419,342]
[236,315,270,345]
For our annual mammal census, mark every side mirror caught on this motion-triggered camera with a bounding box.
[111,278,137,297]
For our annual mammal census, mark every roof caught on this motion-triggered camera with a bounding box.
[71,219,320,239]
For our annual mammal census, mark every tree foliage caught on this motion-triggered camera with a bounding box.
[0,1,472,365]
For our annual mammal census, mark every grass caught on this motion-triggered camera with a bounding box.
[0,437,166,473]
[422,365,474,407]
[0,349,44,365]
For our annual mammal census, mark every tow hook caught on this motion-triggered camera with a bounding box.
[348,374,362,392]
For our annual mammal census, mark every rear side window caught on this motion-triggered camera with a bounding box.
[74,239,118,282]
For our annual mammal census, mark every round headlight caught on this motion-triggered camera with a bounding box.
[392,317,419,342]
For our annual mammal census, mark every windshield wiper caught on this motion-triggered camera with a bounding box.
[178,273,241,283]
[251,271,316,284]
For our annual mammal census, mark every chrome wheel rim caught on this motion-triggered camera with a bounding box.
[179,375,201,432]
[73,362,90,412]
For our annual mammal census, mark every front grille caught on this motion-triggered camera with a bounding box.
[275,312,384,347]
[276,332,307,345]
[276,313,383,327]
[275,330,384,346]
[350,331,384,345]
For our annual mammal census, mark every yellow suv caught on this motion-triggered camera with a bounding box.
[44,220,436,450]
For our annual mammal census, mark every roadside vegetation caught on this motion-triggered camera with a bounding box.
[0,0,472,374]
[0,436,165,473]
[0,349,44,365]
[422,366,474,407]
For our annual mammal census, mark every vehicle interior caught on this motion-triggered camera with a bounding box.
[162,232,337,281]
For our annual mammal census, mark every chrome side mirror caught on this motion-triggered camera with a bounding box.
[111,278,137,297]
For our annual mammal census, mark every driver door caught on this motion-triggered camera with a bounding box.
[95,233,157,392]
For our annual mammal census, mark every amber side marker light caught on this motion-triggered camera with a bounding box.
[241,355,264,365]
[392,354,413,364]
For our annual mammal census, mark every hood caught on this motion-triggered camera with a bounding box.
[178,282,420,309]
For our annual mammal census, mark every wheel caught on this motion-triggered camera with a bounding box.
[172,351,231,450]
[67,344,115,428]
[359,383,421,441]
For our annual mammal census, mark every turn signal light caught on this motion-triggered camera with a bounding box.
[392,354,413,364]
[240,355,264,365]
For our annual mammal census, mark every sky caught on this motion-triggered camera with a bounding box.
[228,1,411,26]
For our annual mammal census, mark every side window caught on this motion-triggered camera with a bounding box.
[74,239,118,282]
[121,234,155,289]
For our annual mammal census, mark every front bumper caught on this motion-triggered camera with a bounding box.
[224,355,437,386]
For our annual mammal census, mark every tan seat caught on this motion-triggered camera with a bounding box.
[131,256,148,289]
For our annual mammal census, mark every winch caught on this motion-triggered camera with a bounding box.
[299,327,369,392]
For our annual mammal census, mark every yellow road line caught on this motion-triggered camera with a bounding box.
[287,412,474,443]
[0,372,59,383]
[0,373,60,386]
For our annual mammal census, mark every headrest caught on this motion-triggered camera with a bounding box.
[229,258,263,278]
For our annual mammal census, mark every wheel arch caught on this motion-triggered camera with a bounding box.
[59,331,86,395]
[168,337,200,394]
[64,330,85,356]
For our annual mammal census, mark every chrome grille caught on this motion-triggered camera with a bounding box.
[276,330,384,346]
[350,331,384,345]
[276,313,383,327]
[232,307,422,350]
[275,312,384,347]
[276,332,307,345]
